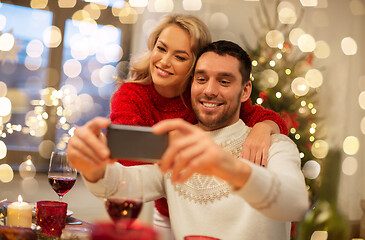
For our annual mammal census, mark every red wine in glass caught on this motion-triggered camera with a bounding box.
[105,168,143,226]
[105,198,143,225]
[48,151,77,201]
[48,176,76,198]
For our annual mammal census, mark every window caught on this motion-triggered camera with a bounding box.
[0,1,132,171]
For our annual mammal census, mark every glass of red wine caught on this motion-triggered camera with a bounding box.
[48,151,77,201]
[105,168,143,228]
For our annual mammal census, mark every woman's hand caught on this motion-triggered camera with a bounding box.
[240,120,279,167]
[66,117,111,182]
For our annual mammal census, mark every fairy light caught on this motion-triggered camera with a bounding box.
[301,100,306,106]
[308,103,314,109]
[285,69,291,75]
[252,60,258,66]
[309,136,315,142]
[290,128,296,134]
[276,53,282,59]
[309,127,315,134]
[295,134,301,140]
[256,98,263,104]
[311,108,317,114]
[269,60,276,67]
[311,123,317,128]
[299,152,304,158]
[276,92,282,98]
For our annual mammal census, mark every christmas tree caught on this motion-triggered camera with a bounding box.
[241,0,326,203]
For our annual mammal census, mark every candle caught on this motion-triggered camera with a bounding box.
[7,195,32,228]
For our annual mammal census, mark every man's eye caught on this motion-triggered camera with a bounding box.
[220,80,230,85]
[195,77,207,83]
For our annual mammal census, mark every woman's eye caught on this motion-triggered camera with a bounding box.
[157,46,165,51]
[176,55,187,61]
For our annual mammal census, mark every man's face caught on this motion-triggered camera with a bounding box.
[191,52,251,131]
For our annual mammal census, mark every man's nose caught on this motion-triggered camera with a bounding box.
[203,79,218,97]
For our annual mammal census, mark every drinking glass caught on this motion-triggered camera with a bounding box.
[48,151,77,201]
[104,168,143,227]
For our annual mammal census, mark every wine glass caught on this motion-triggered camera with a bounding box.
[104,168,143,227]
[48,151,77,201]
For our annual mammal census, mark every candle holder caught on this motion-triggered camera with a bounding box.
[36,201,68,237]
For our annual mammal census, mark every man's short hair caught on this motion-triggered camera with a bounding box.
[194,40,252,84]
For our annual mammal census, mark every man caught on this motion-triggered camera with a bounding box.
[68,40,308,240]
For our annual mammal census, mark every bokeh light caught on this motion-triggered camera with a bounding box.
[259,69,279,89]
[0,140,7,159]
[209,13,229,30]
[38,139,55,158]
[278,4,297,24]
[24,56,42,71]
[79,18,98,36]
[341,37,357,55]
[58,0,77,8]
[289,28,305,46]
[99,65,117,84]
[119,6,138,24]
[63,59,82,78]
[300,0,318,7]
[302,160,321,179]
[359,91,365,109]
[305,69,323,88]
[291,77,310,96]
[154,0,174,12]
[310,231,328,240]
[361,117,365,134]
[342,156,358,176]
[104,44,123,62]
[30,0,48,9]
[298,34,316,52]
[0,97,11,117]
[83,3,101,19]
[0,164,13,183]
[19,159,36,179]
[26,39,44,58]
[311,140,329,159]
[0,81,8,98]
[183,0,202,11]
[129,0,148,7]
[43,26,62,48]
[266,30,285,48]
[349,0,365,16]
[342,136,359,155]
[314,40,330,59]
[0,32,15,51]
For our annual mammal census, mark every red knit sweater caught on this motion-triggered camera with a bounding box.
[110,82,288,217]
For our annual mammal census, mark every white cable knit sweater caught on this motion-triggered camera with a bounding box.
[84,120,309,240]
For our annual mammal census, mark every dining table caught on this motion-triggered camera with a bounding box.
[0,200,93,239]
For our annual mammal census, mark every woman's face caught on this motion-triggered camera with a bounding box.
[150,24,194,98]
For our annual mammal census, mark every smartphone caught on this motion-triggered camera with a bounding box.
[106,124,168,162]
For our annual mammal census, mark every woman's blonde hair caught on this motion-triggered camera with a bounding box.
[124,14,211,87]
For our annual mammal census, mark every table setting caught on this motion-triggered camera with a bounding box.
[0,151,158,240]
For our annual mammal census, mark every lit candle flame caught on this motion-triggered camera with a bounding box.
[17,195,23,203]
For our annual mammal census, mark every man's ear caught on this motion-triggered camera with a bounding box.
[240,81,252,103]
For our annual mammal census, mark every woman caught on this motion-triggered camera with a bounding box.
[67,14,288,239]
[109,14,287,238]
